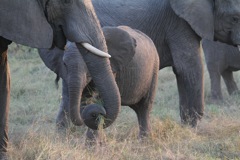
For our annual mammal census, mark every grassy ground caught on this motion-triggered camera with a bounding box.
[6,44,240,159]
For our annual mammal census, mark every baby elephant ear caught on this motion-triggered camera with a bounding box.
[102,26,136,73]
[0,0,53,48]
[169,0,214,40]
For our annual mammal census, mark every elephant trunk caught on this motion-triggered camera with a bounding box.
[62,0,121,129]
[76,44,121,130]
[63,45,86,126]
[68,67,85,126]
[65,43,121,130]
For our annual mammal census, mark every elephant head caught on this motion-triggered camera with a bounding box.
[38,26,136,129]
[0,0,121,128]
[170,0,240,47]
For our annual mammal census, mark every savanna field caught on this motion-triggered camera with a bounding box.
[6,44,240,160]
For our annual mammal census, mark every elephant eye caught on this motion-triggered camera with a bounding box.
[62,0,72,4]
[63,62,67,68]
[232,16,239,24]
[92,114,97,118]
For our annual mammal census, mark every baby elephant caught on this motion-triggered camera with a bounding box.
[202,39,240,100]
[38,26,159,138]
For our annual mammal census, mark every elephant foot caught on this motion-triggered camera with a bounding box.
[190,118,199,128]
[138,129,150,139]
[85,128,104,147]
[56,120,69,130]
[0,152,8,160]
[56,109,71,129]
[56,124,68,136]
[85,138,98,147]
[210,94,223,102]
[137,134,149,144]
[181,115,201,128]
[180,107,203,128]
[230,90,240,96]
[86,129,98,142]
[56,114,71,136]
[207,97,224,105]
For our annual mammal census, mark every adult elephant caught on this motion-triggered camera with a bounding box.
[0,0,120,158]
[92,0,240,127]
[202,39,240,100]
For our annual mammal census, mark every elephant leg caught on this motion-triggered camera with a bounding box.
[172,67,188,122]
[56,80,70,130]
[173,64,203,127]
[168,28,203,127]
[85,128,99,146]
[129,70,158,138]
[209,70,223,100]
[0,51,9,159]
[130,101,151,138]
[0,37,11,159]
[130,72,158,138]
[221,70,239,95]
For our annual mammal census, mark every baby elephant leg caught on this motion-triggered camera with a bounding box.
[130,101,151,138]
[221,70,239,95]
[209,71,223,100]
[85,128,100,146]
[130,73,158,138]
[56,80,70,130]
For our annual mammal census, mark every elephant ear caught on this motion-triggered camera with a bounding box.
[38,47,67,81]
[169,0,214,40]
[102,26,136,73]
[0,0,53,48]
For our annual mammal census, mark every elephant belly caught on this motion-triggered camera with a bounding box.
[116,54,157,106]
[116,71,149,105]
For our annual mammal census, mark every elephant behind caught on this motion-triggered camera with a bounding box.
[39,26,159,138]
[92,0,240,127]
[202,39,240,100]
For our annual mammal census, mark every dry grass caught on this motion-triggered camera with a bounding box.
[6,44,240,159]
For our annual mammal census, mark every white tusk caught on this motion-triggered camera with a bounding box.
[238,45,240,52]
[81,43,111,58]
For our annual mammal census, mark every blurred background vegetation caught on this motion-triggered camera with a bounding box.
[6,43,240,159]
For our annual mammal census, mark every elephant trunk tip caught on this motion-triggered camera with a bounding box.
[71,120,84,126]
[81,103,109,130]
[70,112,84,126]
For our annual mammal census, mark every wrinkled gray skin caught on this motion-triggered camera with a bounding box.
[0,0,121,158]
[92,0,240,127]
[202,39,240,100]
[39,26,159,139]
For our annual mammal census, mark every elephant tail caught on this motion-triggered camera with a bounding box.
[55,75,61,89]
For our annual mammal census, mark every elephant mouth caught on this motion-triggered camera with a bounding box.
[53,27,110,58]
[238,45,240,52]
[214,30,232,44]
[56,24,111,58]
[53,25,67,50]
[214,29,240,49]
